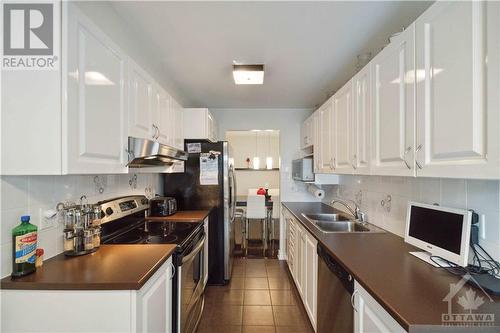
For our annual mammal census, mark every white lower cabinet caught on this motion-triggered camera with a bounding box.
[1,257,175,333]
[285,209,318,331]
[354,281,406,333]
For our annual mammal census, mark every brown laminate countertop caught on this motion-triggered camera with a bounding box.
[282,202,500,332]
[146,210,210,223]
[0,244,176,290]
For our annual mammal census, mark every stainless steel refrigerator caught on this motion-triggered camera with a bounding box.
[162,140,236,284]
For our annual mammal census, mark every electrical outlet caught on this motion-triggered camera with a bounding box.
[38,208,57,231]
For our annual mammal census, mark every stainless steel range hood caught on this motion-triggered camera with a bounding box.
[127,137,188,168]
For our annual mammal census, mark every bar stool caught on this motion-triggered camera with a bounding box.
[245,195,267,257]
[235,207,246,250]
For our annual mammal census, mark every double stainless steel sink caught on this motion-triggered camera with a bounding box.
[301,213,384,233]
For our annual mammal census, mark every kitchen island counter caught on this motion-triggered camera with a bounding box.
[0,244,176,290]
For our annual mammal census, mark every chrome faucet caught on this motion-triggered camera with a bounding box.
[330,198,363,221]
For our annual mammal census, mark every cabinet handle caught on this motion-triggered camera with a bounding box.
[152,125,156,139]
[415,144,423,169]
[333,157,337,170]
[402,146,412,170]
[329,158,334,170]
[351,289,359,312]
[352,154,357,170]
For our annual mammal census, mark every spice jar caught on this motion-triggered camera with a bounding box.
[84,230,94,251]
[35,248,44,267]
[92,227,101,248]
[64,210,75,230]
[63,230,75,251]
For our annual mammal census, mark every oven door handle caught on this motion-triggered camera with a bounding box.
[182,235,206,264]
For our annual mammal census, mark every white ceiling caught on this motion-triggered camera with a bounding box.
[111,1,432,109]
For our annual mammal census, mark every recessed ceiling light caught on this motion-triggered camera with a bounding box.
[233,64,264,85]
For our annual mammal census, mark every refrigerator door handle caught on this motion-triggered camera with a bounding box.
[229,166,237,222]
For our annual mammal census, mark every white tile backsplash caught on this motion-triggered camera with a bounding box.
[0,173,162,278]
[322,175,500,261]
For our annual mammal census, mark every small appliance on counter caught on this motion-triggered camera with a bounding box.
[149,196,177,217]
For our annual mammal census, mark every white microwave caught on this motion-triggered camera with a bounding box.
[292,157,314,182]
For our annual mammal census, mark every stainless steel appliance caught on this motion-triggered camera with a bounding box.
[150,196,178,216]
[292,157,314,182]
[317,244,354,333]
[163,140,237,285]
[127,136,188,167]
[99,195,206,333]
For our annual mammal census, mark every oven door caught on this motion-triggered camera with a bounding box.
[178,235,206,333]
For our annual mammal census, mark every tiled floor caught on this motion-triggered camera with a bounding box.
[197,258,314,333]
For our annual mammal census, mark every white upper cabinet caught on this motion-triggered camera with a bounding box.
[331,80,353,174]
[64,4,128,174]
[351,64,371,174]
[183,108,218,142]
[129,60,154,141]
[414,1,500,179]
[318,100,333,173]
[154,85,173,146]
[312,111,321,173]
[172,98,185,150]
[371,24,416,177]
[301,116,314,149]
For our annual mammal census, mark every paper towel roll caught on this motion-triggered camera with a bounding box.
[308,184,325,199]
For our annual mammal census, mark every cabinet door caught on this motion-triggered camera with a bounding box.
[304,232,318,330]
[354,281,405,333]
[172,99,184,150]
[297,225,306,297]
[332,80,353,174]
[301,117,313,149]
[129,61,154,140]
[207,111,216,142]
[415,1,500,179]
[65,4,127,174]
[371,24,416,177]
[157,87,173,146]
[319,101,333,172]
[137,257,173,333]
[352,65,371,174]
[313,112,321,173]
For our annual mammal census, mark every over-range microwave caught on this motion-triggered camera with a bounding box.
[292,157,314,182]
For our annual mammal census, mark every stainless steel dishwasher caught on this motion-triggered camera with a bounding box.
[317,244,354,333]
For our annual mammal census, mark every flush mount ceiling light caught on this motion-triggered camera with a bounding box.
[233,64,264,85]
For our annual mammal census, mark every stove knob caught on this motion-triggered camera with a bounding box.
[105,207,114,216]
[141,198,148,205]
[100,210,106,219]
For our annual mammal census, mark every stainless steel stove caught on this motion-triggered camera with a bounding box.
[98,195,206,333]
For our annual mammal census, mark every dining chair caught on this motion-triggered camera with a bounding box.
[245,194,267,257]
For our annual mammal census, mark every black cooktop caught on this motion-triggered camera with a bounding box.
[102,220,202,251]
